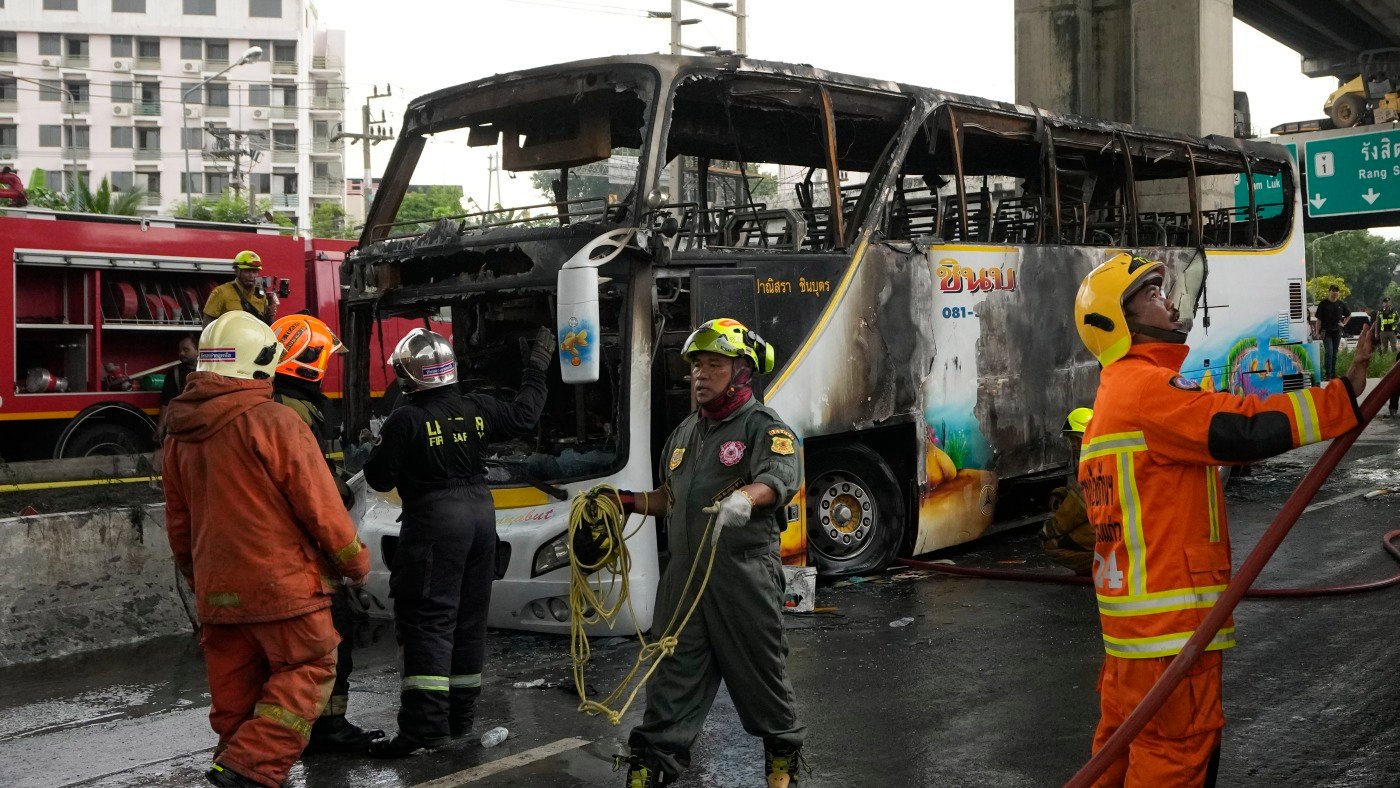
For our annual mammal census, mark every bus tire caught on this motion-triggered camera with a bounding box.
[62,423,148,458]
[805,443,905,578]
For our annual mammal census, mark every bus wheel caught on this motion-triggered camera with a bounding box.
[62,423,148,458]
[806,443,905,578]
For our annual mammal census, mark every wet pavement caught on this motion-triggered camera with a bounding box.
[3,419,1400,787]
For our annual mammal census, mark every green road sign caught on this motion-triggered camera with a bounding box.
[1234,142,1296,220]
[1305,130,1400,217]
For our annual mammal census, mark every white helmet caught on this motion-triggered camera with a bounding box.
[390,328,457,392]
[197,311,283,380]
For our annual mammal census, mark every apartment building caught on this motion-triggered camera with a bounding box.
[0,0,347,227]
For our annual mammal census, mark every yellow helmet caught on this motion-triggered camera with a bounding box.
[233,250,262,270]
[681,318,775,374]
[197,311,283,380]
[1062,407,1093,435]
[1074,253,1168,366]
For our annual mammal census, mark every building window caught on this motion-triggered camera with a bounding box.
[272,40,296,63]
[62,171,91,192]
[181,81,202,103]
[181,172,200,193]
[137,37,160,58]
[0,78,15,101]
[141,171,160,192]
[111,81,134,103]
[136,126,160,151]
[275,84,297,108]
[40,126,63,147]
[44,0,79,9]
[139,81,160,102]
[65,36,89,57]
[249,84,270,106]
[113,0,145,11]
[204,83,229,107]
[206,172,229,194]
[183,0,215,14]
[0,125,17,148]
[111,171,134,191]
[182,127,205,150]
[64,80,89,102]
[253,172,271,193]
[0,33,16,60]
[249,0,279,16]
[111,126,133,148]
[40,34,61,56]
[274,172,297,194]
[181,38,202,60]
[111,35,133,57]
[312,120,328,139]
[39,80,62,101]
[205,39,229,63]
[272,128,296,151]
[66,125,91,149]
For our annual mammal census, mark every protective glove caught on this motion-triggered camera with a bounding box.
[527,326,557,372]
[702,490,753,547]
[344,582,386,616]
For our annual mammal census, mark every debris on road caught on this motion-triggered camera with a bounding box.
[889,617,915,628]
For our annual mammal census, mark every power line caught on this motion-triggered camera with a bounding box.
[0,56,352,88]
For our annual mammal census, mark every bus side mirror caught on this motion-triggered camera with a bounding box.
[556,228,637,384]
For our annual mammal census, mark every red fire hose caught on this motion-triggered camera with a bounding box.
[1054,363,1400,787]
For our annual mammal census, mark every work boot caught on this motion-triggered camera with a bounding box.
[303,714,385,755]
[613,753,670,787]
[206,763,262,788]
[449,686,480,737]
[365,731,444,758]
[764,745,808,788]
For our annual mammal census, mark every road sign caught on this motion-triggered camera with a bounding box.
[1234,142,1296,220]
[1304,129,1400,217]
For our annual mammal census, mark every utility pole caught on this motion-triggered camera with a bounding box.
[332,85,395,220]
[203,126,261,220]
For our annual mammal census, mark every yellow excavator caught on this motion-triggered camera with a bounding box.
[1324,48,1400,128]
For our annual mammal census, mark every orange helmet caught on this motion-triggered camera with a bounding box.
[271,314,344,381]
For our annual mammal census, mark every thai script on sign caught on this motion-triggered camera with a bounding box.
[756,277,792,295]
[755,276,833,296]
[1361,137,1400,162]
[936,259,1017,293]
[798,277,831,295]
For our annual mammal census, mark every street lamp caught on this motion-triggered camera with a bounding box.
[14,75,79,204]
[183,45,262,216]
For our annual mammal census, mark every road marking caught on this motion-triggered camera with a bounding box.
[412,737,591,786]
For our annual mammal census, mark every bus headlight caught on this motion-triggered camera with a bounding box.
[532,532,571,577]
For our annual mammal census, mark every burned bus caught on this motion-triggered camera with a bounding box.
[342,55,1306,633]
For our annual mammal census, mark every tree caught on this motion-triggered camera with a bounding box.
[394,185,466,225]
[311,201,357,239]
[170,193,293,227]
[1306,230,1400,308]
[24,169,145,215]
[1307,274,1350,302]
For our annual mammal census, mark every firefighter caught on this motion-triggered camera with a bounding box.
[162,311,370,788]
[362,326,552,756]
[1074,253,1369,786]
[204,251,278,326]
[1038,407,1095,575]
[267,314,384,753]
[613,318,806,788]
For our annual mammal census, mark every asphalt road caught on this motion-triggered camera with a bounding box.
[2,419,1399,787]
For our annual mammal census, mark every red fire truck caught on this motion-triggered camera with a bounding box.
[1,207,402,460]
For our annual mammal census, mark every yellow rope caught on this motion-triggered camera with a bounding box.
[568,484,719,726]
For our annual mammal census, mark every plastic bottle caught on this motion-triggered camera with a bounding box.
[481,726,509,748]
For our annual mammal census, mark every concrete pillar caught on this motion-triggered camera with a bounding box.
[1015,0,1234,138]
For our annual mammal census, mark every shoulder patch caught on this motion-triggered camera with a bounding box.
[719,440,746,467]
[1169,375,1202,392]
[770,435,796,455]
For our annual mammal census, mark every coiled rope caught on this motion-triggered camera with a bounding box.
[568,484,719,725]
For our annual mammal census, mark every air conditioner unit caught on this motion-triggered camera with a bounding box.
[112,104,129,116]
[112,59,130,72]
[251,107,268,120]
[39,57,59,69]
[181,61,200,73]
[184,105,202,119]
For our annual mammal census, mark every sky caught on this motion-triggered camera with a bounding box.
[316,0,1340,211]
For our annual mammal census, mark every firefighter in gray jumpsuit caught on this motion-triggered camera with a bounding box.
[614,318,806,788]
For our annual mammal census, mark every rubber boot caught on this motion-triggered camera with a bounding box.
[206,763,263,788]
[303,714,385,755]
[765,745,806,788]
[365,731,445,758]
[449,687,480,737]
[614,752,669,787]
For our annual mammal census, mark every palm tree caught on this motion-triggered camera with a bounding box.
[25,169,146,216]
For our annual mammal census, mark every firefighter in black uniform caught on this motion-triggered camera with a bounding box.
[363,326,553,756]
[268,314,383,753]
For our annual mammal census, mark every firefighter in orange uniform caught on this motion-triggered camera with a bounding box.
[1074,253,1370,786]
[163,311,371,788]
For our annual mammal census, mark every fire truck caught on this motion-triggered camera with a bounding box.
[1,206,403,461]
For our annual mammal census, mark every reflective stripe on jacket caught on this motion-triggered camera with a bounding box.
[1079,343,1360,658]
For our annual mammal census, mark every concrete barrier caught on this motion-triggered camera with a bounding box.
[0,503,193,667]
